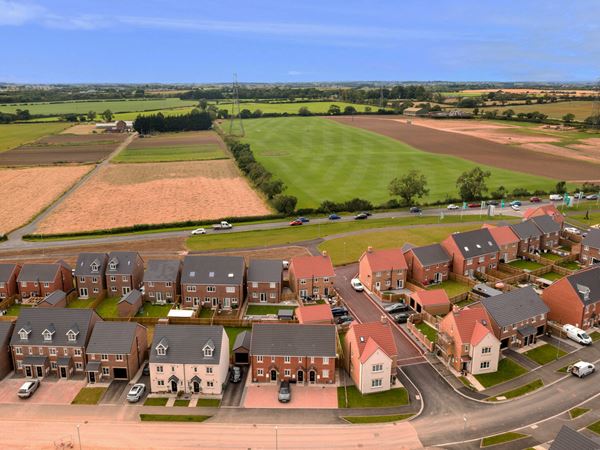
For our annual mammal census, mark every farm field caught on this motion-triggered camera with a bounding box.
[236,116,559,209]
[0,165,92,234]
[465,101,596,121]
[113,107,197,121]
[215,101,380,114]
[0,123,71,153]
[113,131,227,163]
[34,160,271,234]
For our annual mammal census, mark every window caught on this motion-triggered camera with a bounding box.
[269,282,276,288]
[313,287,319,294]
[206,367,213,374]
[371,379,383,388]
[116,354,123,361]
[44,282,49,288]
[298,357,302,363]
[50,348,57,356]
[18,330,28,340]
[252,292,258,298]
[74,349,82,356]
[271,356,275,362]
[157,346,166,356]
[257,356,264,363]
[101,354,108,361]
[322,369,329,378]
[38,347,44,355]
[51,362,57,369]
[93,288,99,293]
[157,366,163,373]
[75,363,83,370]
[21,281,27,287]
[111,287,117,292]
[102,367,110,375]
[478,256,485,263]
[16,361,22,369]
[323,357,329,365]
[28,347,33,355]
[372,363,383,372]
[165,281,172,288]
[207,286,216,292]
[226,287,235,293]
[15,347,22,355]
[252,282,258,288]
[148,281,154,287]
[466,259,473,265]
[257,369,264,376]
[207,381,214,388]
[480,361,490,369]
[463,344,469,352]
[187,285,196,292]
[157,380,164,386]
[300,279,306,285]
[204,347,213,358]
[284,369,291,376]
[67,331,77,342]
[79,276,85,283]
[481,347,491,354]
[110,276,116,282]
[270,293,276,299]
[63,348,68,356]
[284,356,291,364]
[323,277,329,283]
[310,357,315,364]
[122,276,128,282]
[92,277,98,283]
[171,366,175,372]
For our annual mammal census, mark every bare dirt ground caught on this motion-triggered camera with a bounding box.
[128,130,226,149]
[329,116,600,181]
[59,124,97,135]
[0,165,92,235]
[35,160,271,234]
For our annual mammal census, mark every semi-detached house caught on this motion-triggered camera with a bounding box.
[482,224,519,263]
[531,215,561,251]
[143,259,181,304]
[510,220,543,256]
[580,230,600,267]
[0,263,21,300]
[74,253,108,300]
[17,262,73,299]
[247,259,283,303]
[441,228,499,278]
[105,252,144,297]
[358,247,407,298]
[288,253,335,300]
[402,243,451,286]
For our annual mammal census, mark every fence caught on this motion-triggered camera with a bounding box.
[448,272,477,287]
[551,264,577,276]
[0,296,16,311]
[498,262,524,275]
[407,319,434,352]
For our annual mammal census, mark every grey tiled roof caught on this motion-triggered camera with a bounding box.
[233,330,251,351]
[531,215,561,234]
[481,286,549,327]
[42,290,66,305]
[510,220,543,240]
[106,252,141,275]
[74,253,107,277]
[17,263,61,283]
[181,255,245,285]
[565,267,600,306]
[0,322,14,344]
[401,243,415,253]
[250,324,336,357]
[583,229,600,249]
[247,259,282,283]
[450,228,499,258]
[144,260,181,282]
[87,322,141,354]
[408,243,451,266]
[549,425,600,450]
[0,263,18,283]
[149,324,225,365]
[86,361,101,371]
[119,289,142,305]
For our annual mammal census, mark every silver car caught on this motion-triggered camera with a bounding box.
[126,383,146,403]
[18,379,40,399]
[278,381,291,403]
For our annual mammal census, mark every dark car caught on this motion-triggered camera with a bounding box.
[354,213,368,220]
[298,217,310,223]
[278,381,291,403]
[468,203,480,208]
[384,302,408,314]
[530,196,541,203]
[360,211,372,216]
[409,207,422,213]
[393,312,410,323]
[142,363,150,376]
[487,200,499,206]
[331,306,349,317]
[328,214,341,220]
[336,314,353,324]
[289,219,303,226]
[230,366,242,383]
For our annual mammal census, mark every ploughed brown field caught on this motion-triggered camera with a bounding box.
[329,116,600,181]
[35,160,271,234]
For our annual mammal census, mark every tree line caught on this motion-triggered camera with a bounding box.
[133,110,212,134]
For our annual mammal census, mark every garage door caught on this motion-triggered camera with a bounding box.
[113,367,128,379]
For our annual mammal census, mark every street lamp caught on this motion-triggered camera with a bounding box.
[76,424,82,450]
[275,425,279,450]
[463,415,467,441]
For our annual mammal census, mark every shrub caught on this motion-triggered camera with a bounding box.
[272,195,297,215]
[512,187,530,197]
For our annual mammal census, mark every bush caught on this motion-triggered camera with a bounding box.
[273,195,297,215]
[133,110,212,133]
[512,187,530,197]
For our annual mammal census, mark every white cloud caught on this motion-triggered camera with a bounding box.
[0,0,44,25]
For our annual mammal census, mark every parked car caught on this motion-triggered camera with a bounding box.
[570,361,595,378]
[126,383,146,403]
[278,381,291,403]
[351,278,364,291]
[328,214,341,220]
[393,312,410,323]
[409,207,422,213]
[336,314,353,324]
[530,196,541,203]
[468,203,480,208]
[510,200,522,207]
[354,213,368,220]
[142,363,150,376]
[575,192,585,199]
[230,366,242,383]
[447,204,460,210]
[191,228,206,235]
[17,379,40,399]
[289,219,303,226]
[511,204,520,211]
[586,194,598,200]
[563,324,592,345]
[549,194,564,201]
[564,227,580,235]
[331,306,349,317]
[384,302,408,314]
[487,200,499,206]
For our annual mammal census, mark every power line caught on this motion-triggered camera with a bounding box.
[229,73,245,137]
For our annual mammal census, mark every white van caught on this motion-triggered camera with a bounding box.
[570,361,595,378]
[562,324,592,345]
[549,194,564,201]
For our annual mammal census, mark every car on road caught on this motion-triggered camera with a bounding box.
[564,227,580,235]
[511,204,520,211]
[354,213,368,220]
[586,194,598,200]
[289,219,303,226]
[549,194,564,201]
[328,214,341,220]
[230,366,242,383]
[17,379,40,399]
[384,302,408,314]
[351,278,364,291]
[530,196,541,203]
[409,207,422,213]
[360,211,372,216]
[392,312,410,323]
[126,383,146,403]
[468,203,480,208]
[331,306,349,317]
[336,314,353,324]
[278,381,291,403]
[447,204,460,210]
[142,363,150,376]
[486,200,499,206]
[570,361,595,378]
[191,228,206,235]
[297,217,310,223]
[510,200,522,207]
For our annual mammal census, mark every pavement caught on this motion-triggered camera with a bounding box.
[243,383,338,409]
[0,376,86,405]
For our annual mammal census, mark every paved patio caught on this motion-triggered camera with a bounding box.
[243,383,338,409]
[0,377,86,404]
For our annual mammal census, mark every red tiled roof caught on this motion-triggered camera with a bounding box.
[483,225,520,246]
[361,248,407,272]
[450,306,494,345]
[411,289,450,306]
[470,322,491,346]
[349,322,398,363]
[290,254,335,279]
[295,304,334,324]
[523,204,563,220]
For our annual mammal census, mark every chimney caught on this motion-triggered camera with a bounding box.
[380,315,388,325]
[367,246,373,253]
[322,251,328,257]
[452,304,459,314]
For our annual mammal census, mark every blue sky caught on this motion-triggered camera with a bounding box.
[1,0,599,83]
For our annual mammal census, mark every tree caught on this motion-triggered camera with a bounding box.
[87,111,96,121]
[562,113,575,123]
[433,92,445,104]
[555,181,567,194]
[490,185,507,199]
[298,106,312,116]
[273,195,297,215]
[456,167,491,201]
[101,109,113,122]
[260,179,285,199]
[343,105,357,115]
[327,104,341,115]
[502,109,515,118]
[251,109,263,118]
[388,170,429,206]
[364,106,372,113]
[239,109,252,119]
[198,99,208,111]
[217,109,229,119]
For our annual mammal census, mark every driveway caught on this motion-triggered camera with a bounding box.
[221,366,248,407]
[0,377,86,404]
[100,380,129,405]
[243,383,338,409]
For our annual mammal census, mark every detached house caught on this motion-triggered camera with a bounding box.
[580,230,600,267]
[181,256,245,310]
[358,247,407,297]
[523,204,564,226]
[247,259,283,303]
[143,260,181,304]
[0,263,21,300]
[541,266,600,329]
[250,323,336,384]
[74,253,108,300]
[10,308,101,379]
[288,253,335,300]
[17,262,73,299]
[481,286,549,349]
[531,215,561,251]
[402,243,451,286]
[510,220,543,256]
[482,224,519,263]
[344,321,398,394]
[105,251,144,297]
[441,229,499,278]
[149,324,229,395]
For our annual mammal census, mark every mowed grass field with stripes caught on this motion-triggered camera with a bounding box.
[237,116,558,208]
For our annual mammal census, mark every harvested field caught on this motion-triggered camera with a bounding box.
[60,124,97,135]
[329,116,600,182]
[0,123,71,153]
[462,101,596,121]
[35,160,271,234]
[0,165,92,234]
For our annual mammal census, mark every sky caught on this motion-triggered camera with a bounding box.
[0,0,599,84]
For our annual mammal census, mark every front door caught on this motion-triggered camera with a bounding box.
[324,287,329,297]
[79,288,88,298]
[396,279,404,289]
[309,370,316,384]
[212,297,218,308]
[89,371,95,383]
[375,282,381,290]
[60,367,67,379]
[503,253,508,263]
[193,381,200,393]
[270,370,277,382]
[25,366,32,378]
[171,380,178,392]
[260,293,267,303]
[434,272,443,283]
[36,366,43,378]
[297,370,304,383]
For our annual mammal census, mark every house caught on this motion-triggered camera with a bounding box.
[117,289,143,317]
[482,224,519,263]
[16,262,73,299]
[481,286,549,349]
[10,308,101,378]
[181,255,245,310]
[409,289,451,315]
[510,220,543,256]
[403,106,428,116]
[288,253,335,300]
[344,321,398,393]
[232,330,251,365]
[581,229,600,267]
[105,251,144,297]
[549,425,600,450]
[437,305,500,375]
[523,204,564,226]
[250,323,336,384]
[143,260,181,304]
[86,322,147,383]
[541,266,600,329]
[441,228,499,278]
[0,322,15,380]
[247,259,283,303]
[531,215,561,250]
[295,304,334,324]
[0,263,21,300]
[74,253,108,300]
[95,120,133,132]
[402,243,451,286]
[358,247,407,298]
[37,290,67,308]
[149,324,229,395]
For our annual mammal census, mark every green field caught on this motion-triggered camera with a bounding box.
[113,107,198,121]
[472,101,596,121]
[236,117,558,208]
[0,122,71,152]
[112,144,227,163]
[219,101,378,114]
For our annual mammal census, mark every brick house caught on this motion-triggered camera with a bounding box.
[510,220,543,256]
[358,247,407,298]
[85,322,147,383]
[344,321,397,394]
[0,263,21,300]
[247,259,283,303]
[250,323,336,384]
[181,255,245,310]
[17,262,73,299]
[541,266,600,329]
[531,215,561,251]
[149,324,229,395]
[409,289,451,315]
[10,308,101,378]
[74,253,108,300]
[482,224,519,263]
[437,305,500,375]
[143,260,181,304]
[523,204,564,226]
[288,253,335,300]
[37,290,67,308]
[402,243,451,286]
[580,230,600,267]
[117,289,143,317]
[105,252,144,297]
[295,304,334,324]
[0,322,15,380]
[481,286,549,349]
[441,228,500,278]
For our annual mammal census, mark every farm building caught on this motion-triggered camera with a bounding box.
[403,107,428,116]
[95,120,133,133]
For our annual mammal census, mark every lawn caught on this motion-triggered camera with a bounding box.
[136,303,172,318]
[218,101,378,115]
[508,260,545,270]
[112,145,228,163]
[67,298,96,309]
[144,397,169,406]
[587,419,600,435]
[246,305,296,315]
[542,253,562,261]
[4,303,31,316]
[198,307,214,319]
[234,116,558,209]
[337,386,409,408]
[344,414,413,424]
[481,432,528,447]
[94,297,120,318]
[489,379,543,401]
[474,358,528,388]
[139,414,211,422]
[569,212,600,225]
[428,279,471,298]
[0,122,71,153]
[558,260,581,270]
[415,322,438,342]
[590,331,600,342]
[71,387,106,405]
[224,327,251,352]
[541,271,564,282]
[569,407,590,419]
[196,398,221,407]
[523,344,566,365]
[174,399,190,407]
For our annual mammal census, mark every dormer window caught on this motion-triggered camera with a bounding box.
[42,330,54,341]
[109,263,117,271]
[204,347,213,357]
[91,263,98,272]
[19,330,29,340]
[67,331,76,342]
[157,346,166,356]
[209,272,215,278]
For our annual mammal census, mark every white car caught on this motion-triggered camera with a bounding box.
[564,227,580,235]
[549,194,564,201]
[570,361,595,378]
[18,379,40,399]
[191,228,206,235]
[510,204,520,211]
[586,194,598,200]
[126,383,146,403]
[447,204,460,210]
[351,278,364,292]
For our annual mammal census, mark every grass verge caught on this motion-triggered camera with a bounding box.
[174,399,190,407]
[71,387,107,405]
[144,397,169,406]
[140,414,211,422]
[337,386,408,408]
[344,414,413,424]
[488,379,543,401]
[569,407,590,419]
[587,419,600,435]
[474,358,527,388]
[481,432,528,447]
[196,398,221,407]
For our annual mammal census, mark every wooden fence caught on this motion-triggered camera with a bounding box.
[448,272,477,287]
[407,319,434,352]
[0,296,16,311]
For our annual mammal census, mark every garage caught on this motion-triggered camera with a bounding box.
[113,367,128,379]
